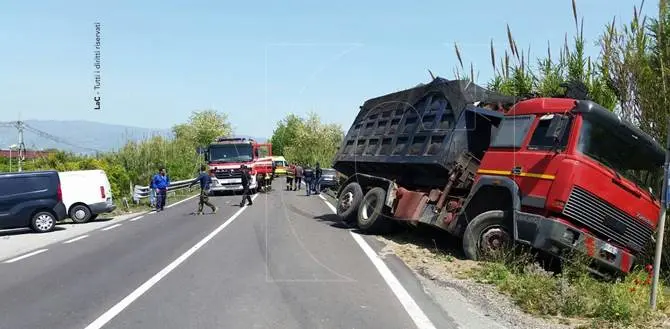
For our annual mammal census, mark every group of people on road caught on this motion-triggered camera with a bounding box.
[149,159,305,216]
[285,162,322,196]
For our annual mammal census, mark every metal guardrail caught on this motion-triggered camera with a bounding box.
[132,177,197,204]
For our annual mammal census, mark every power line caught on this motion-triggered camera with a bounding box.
[22,123,99,153]
[1,121,100,154]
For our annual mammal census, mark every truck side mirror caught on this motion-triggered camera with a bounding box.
[545,114,569,141]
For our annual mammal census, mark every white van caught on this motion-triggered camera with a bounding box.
[58,170,116,223]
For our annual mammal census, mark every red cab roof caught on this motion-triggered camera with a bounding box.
[506,98,577,116]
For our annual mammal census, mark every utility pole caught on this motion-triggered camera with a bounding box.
[16,120,25,172]
[651,118,670,310]
[652,6,670,309]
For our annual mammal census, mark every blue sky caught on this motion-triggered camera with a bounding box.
[0,0,653,138]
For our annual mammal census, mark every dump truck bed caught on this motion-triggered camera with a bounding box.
[333,78,515,189]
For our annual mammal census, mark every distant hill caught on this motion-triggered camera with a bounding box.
[0,120,266,155]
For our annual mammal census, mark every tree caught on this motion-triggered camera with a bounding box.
[600,0,670,143]
[172,110,233,148]
[270,112,344,167]
[270,114,303,156]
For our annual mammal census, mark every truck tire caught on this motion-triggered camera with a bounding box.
[462,210,513,261]
[337,182,363,224]
[70,204,92,223]
[357,187,391,233]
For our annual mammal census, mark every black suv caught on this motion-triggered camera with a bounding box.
[0,170,67,233]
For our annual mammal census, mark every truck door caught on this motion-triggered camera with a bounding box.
[481,114,572,210]
[256,143,272,158]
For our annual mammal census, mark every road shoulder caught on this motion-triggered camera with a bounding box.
[318,192,513,329]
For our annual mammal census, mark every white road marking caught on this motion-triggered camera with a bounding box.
[166,194,199,209]
[129,215,144,222]
[63,235,89,244]
[101,223,122,231]
[321,199,437,329]
[83,193,259,329]
[322,199,337,213]
[3,248,48,264]
[318,193,327,201]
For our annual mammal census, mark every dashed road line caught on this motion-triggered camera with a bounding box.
[320,198,437,329]
[101,223,122,231]
[64,235,89,244]
[3,249,49,264]
[83,193,258,329]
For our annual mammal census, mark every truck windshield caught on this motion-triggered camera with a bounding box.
[577,116,663,195]
[208,144,253,162]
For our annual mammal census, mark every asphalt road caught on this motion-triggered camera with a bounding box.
[0,182,472,329]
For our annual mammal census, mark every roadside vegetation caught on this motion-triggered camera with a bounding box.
[269,112,344,167]
[0,109,231,205]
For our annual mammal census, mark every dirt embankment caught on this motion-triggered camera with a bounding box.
[376,232,581,329]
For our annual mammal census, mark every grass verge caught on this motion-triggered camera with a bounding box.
[378,229,670,328]
[471,253,670,329]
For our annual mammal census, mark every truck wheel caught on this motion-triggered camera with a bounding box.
[357,187,391,233]
[462,210,513,261]
[31,211,56,233]
[337,182,363,224]
[70,204,92,223]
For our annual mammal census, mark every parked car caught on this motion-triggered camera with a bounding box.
[317,168,339,192]
[58,169,116,223]
[0,170,67,233]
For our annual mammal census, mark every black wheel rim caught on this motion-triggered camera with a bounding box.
[478,224,511,258]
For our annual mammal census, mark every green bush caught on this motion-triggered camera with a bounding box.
[473,260,669,328]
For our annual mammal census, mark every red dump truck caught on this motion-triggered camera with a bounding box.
[333,77,665,276]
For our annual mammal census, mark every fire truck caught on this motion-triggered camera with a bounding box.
[203,137,273,194]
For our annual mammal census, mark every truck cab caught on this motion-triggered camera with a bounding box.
[205,137,273,193]
[471,98,663,275]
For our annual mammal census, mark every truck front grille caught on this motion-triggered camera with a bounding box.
[562,186,654,253]
[214,169,243,180]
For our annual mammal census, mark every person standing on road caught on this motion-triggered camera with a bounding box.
[190,165,218,215]
[303,164,315,196]
[239,164,253,207]
[295,163,303,190]
[149,176,156,208]
[315,162,323,193]
[152,167,170,211]
[286,164,295,191]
